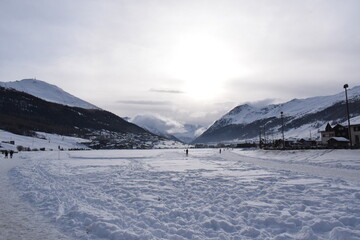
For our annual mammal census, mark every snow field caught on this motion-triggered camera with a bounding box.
[233,149,360,171]
[7,149,360,239]
[0,130,90,151]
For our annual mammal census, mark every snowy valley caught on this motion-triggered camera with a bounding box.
[2,1,360,239]
[0,79,360,240]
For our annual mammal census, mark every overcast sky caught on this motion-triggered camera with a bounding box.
[1,0,359,126]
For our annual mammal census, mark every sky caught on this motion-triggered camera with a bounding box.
[1,0,360,127]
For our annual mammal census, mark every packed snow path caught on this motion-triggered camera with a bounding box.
[0,158,67,240]
[2,149,360,239]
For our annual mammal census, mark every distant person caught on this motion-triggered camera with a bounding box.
[10,150,14,158]
[4,150,8,158]
[185,149,189,156]
[219,149,221,154]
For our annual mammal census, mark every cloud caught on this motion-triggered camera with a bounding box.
[117,100,171,106]
[194,127,207,137]
[131,114,186,134]
[246,99,277,108]
[130,113,207,142]
[150,89,184,94]
[1,0,360,127]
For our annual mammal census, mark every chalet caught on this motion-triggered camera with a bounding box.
[327,137,349,148]
[320,123,335,144]
[320,123,348,145]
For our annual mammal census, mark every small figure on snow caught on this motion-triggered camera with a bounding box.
[10,150,14,158]
[219,149,221,154]
[185,149,189,156]
[4,150,8,158]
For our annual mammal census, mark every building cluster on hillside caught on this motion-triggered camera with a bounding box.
[260,121,360,150]
[256,84,360,149]
[194,121,360,150]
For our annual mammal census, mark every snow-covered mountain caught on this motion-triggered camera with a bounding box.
[0,84,186,149]
[0,79,99,109]
[193,85,360,144]
[130,114,205,143]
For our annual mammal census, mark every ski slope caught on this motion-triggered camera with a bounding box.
[1,149,360,239]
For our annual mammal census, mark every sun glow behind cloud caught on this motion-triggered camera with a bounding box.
[1,0,360,126]
[163,32,239,101]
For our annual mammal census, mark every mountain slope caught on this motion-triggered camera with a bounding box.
[0,79,99,109]
[193,86,360,144]
[0,86,175,149]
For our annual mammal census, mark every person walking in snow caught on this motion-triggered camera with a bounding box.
[185,149,189,156]
[10,150,14,158]
[4,150,8,158]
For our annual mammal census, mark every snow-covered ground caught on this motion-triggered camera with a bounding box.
[0,130,90,151]
[1,149,360,239]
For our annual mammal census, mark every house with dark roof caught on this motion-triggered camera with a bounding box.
[320,121,360,148]
[320,123,348,145]
[327,137,350,148]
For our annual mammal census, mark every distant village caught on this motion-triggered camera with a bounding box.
[1,121,359,152]
[264,121,359,149]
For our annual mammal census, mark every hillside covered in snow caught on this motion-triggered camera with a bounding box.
[0,83,185,149]
[194,85,360,144]
[0,79,99,109]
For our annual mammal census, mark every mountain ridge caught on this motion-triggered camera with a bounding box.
[0,86,183,149]
[0,79,99,109]
[193,85,360,144]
